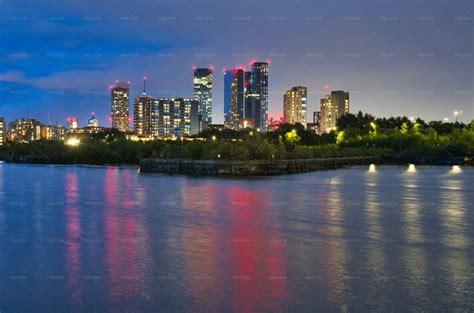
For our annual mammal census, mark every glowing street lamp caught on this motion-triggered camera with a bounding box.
[66,137,80,147]
[453,110,459,122]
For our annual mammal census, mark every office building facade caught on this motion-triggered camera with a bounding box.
[193,68,213,125]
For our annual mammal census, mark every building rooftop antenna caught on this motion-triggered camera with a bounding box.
[142,76,147,96]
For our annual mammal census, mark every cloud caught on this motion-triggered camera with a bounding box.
[0,71,26,82]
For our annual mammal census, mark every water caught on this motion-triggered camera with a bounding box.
[0,164,473,312]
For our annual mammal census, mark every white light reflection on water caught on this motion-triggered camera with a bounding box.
[401,169,427,303]
[407,164,417,173]
[450,165,462,174]
[439,173,471,305]
[368,164,377,173]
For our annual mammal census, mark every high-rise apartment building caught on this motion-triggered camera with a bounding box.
[250,61,269,131]
[9,118,43,143]
[313,111,321,125]
[151,98,199,137]
[0,117,6,146]
[133,95,154,136]
[111,81,130,132]
[283,86,307,126]
[320,90,350,133]
[193,68,213,125]
[41,124,67,141]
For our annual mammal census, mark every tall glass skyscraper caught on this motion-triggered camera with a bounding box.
[110,81,130,132]
[223,69,233,125]
[224,68,245,129]
[193,68,213,125]
[244,71,254,126]
[251,62,269,131]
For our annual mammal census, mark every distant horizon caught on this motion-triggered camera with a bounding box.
[1,0,472,124]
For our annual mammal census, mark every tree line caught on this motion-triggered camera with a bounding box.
[0,112,472,165]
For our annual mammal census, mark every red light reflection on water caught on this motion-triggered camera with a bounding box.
[103,167,148,300]
[226,186,290,312]
[179,182,290,311]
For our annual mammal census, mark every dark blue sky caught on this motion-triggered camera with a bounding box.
[1,0,472,126]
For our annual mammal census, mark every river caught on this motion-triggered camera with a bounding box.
[0,163,472,312]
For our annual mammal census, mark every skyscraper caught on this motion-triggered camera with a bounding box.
[224,68,245,129]
[223,69,233,125]
[0,117,6,146]
[193,68,213,125]
[283,86,307,126]
[111,81,130,132]
[244,71,253,125]
[250,61,269,131]
[320,90,350,133]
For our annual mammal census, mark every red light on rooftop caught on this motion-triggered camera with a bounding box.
[265,58,272,64]
[127,81,131,84]
[115,79,119,83]
[249,58,257,65]
[144,76,148,80]
[192,65,197,71]
[209,65,214,71]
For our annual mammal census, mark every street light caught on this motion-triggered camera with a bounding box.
[453,110,459,122]
[66,137,80,147]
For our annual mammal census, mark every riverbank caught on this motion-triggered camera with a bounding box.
[139,156,466,176]
[1,154,467,176]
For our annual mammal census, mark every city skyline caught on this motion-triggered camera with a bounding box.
[0,0,472,125]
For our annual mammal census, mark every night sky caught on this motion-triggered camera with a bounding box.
[1,0,472,126]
